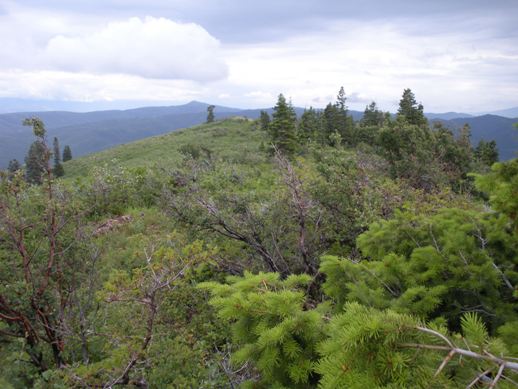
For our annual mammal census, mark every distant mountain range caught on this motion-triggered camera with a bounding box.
[479,107,518,118]
[0,101,516,168]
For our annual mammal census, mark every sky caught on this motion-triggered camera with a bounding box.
[0,0,517,113]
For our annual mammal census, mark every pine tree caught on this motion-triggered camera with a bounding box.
[336,86,347,112]
[269,94,298,155]
[321,87,351,145]
[259,110,271,131]
[322,103,346,145]
[6,159,21,181]
[474,140,499,167]
[320,206,518,333]
[199,272,325,387]
[397,88,428,126]
[62,145,72,162]
[23,118,50,185]
[298,107,320,142]
[52,137,64,177]
[317,303,514,388]
[7,159,21,175]
[361,101,384,127]
[206,105,215,123]
[475,158,518,233]
[25,141,47,184]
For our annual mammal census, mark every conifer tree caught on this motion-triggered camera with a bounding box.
[200,272,325,387]
[259,110,270,131]
[7,159,21,175]
[322,103,340,144]
[298,106,319,142]
[475,140,499,167]
[269,94,298,155]
[336,86,347,112]
[52,137,64,177]
[321,87,352,145]
[206,105,215,123]
[23,118,49,184]
[25,141,47,184]
[397,88,427,126]
[62,145,72,162]
[361,101,384,127]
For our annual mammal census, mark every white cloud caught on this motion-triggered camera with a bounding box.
[221,21,518,112]
[244,90,275,100]
[0,69,205,103]
[43,16,228,80]
[0,5,228,82]
[0,3,516,112]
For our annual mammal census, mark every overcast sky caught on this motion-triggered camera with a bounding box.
[0,0,517,112]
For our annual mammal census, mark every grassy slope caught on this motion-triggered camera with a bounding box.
[64,117,263,177]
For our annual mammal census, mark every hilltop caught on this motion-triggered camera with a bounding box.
[2,101,516,168]
[64,117,261,177]
[2,92,518,387]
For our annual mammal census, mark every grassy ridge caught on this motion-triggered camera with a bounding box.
[64,117,262,177]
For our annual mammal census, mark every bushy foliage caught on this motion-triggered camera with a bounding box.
[62,145,72,162]
[269,94,299,155]
[321,207,518,332]
[475,158,518,231]
[200,272,326,388]
[317,303,514,388]
[74,162,162,216]
[1,107,514,388]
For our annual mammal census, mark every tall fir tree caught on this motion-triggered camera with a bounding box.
[397,88,428,126]
[259,110,271,131]
[52,137,64,177]
[25,141,47,184]
[336,86,347,112]
[62,145,72,162]
[361,101,384,127]
[7,159,21,174]
[269,94,298,155]
[298,107,320,142]
[321,87,352,145]
[206,105,215,123]
[23,118,50,185]
[475,140,499,167]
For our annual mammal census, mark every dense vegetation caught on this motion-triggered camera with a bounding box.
[0,89,517,388]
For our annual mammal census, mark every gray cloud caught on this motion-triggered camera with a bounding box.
[43,17,228,80]
[12,0,518,43]
[1,0,517,112]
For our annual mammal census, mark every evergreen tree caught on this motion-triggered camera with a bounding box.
[397,88,427,126]
[7,159,21,175]
[52,137,64,177]
[62,145,72,162]
[336,86,347,112]
[298,106,320,142]
[25,141,47,184]
[259,110,271,131]
[206,105,215,123]
[322,103,339,144]
[475,140,499,167]
[454,123,474,178]
[23,118,50,185]
[269,94,298,155]
[475,158,518,233]
[200,272,324,387]
[320,206,518,333]
[377,121,438,189]
[322,102,349,145]
[321,87,352,145]
[361,101,384,127]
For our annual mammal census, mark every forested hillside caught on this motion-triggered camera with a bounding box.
[2,100,516,169]
[1,89,517,388]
